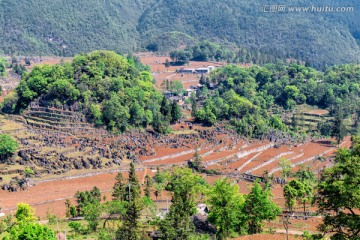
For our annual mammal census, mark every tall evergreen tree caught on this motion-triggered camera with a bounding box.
[165,59,170,72]
[112,172,126,201]
[116,162,143,240]
[160,96,171,118]
[144,175,152,198]
[170,100,182,123]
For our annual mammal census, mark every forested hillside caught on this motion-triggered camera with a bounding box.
[1,0,360,67]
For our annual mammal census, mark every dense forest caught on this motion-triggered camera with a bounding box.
[192,63,360,140]
[1,51,181,133]
[1,0,360,67]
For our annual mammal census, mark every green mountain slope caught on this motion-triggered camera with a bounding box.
[0,0,360,66]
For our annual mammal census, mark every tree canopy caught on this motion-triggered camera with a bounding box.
[316,136,360,239]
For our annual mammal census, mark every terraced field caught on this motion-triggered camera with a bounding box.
[0,104,352,223]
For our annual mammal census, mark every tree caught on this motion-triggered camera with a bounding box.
[199,74,205,85]
[165,59,170,72]
[65,199,72,218]
[160,96,171,119]
[0,58,6,77]
[68,221,82,235]
[316,136,360,239]
[332,110,347,145]
[83,202,102,232]
[190,148,203,172]
[144,175,152,198]
[3,203,56,240]
[243,181,281,234]
[279,158,292,179]
[14,203,36,222]
[170,100,182,123]
[283,180,312,213]
[4,222,56,240]
[116,162,143,240]
[130,102,145,127]
[0,134,18,162]
[283,183,298,213]
[24,167,34,178]
[75,187,101,216]
[169,80,185,96]
[112,172,126,201]
[207,178,246,239]
[159,168,206,239]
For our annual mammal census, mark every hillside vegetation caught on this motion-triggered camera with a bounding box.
[2,51,181,133]
[1,0,360,67]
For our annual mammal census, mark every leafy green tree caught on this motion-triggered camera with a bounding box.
[283,180,312,213]
[0,134,19,161]
[169,80,185,96]
[332,110,347,145]
[170,50,192,64]
[15,203,36,222]
[4,222,56,240]
[279,158,292,179]
[207,178,246,239]
[283,184,298,213]
[89,104,103,125]
[83,202,102,232]
[103,93,130,132]
[243,181,281,234]
[130,102,145,127]
[3,203,56,240]
[159,168,206,240]
[316,136,360,239]
[68,221,82,235]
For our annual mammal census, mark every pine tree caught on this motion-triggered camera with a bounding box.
[199,74,205,85]
[165,59,170,72]
[112,172,126,201]
[160,96,171,118]
[191,148,203,172]
[170,100,182,123]
[116,162,143,240]
[144,175,152,198]
[124,162,141,202]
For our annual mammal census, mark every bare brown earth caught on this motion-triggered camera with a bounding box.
[136,52,250,89]
[0,171,148,218]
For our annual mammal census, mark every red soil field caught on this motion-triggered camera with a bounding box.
[0,171,149,218]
